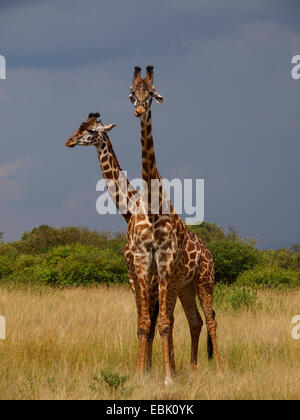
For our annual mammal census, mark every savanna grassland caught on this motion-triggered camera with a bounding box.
[0,285,299,400]
[0,224,299,400]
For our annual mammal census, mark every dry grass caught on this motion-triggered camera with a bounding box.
[0,285,299,400]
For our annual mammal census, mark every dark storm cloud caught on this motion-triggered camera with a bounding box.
[1,0,299,69]
[0,0,299,248]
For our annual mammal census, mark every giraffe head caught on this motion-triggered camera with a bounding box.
[129,66,164,117]
[65,113,116,149]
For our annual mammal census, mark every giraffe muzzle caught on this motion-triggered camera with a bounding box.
[134,106,146,117]
[65,138,77,148]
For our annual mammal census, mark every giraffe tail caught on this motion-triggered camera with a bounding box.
[207,310,215,361]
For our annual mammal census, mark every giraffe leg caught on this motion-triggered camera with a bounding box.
[145,275,159,372]
[133,256,152,384]
[178,283,203,370]
[168,318,176,376]
[196,266,222,372]
[156,255,177,386]
[146,300,159,372]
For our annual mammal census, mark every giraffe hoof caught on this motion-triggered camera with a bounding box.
[164,376,174,387]
[135,374,146,386]
[190,362,197,371]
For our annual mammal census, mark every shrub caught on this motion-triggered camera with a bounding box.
[229,287,258,310]
[0,243,129,288]
[187,222,261,284]
[208,238,261,284]
[42,244,128,287]
[214,283,258,310]
[187,222,226,243]
[1,224,298,290]
[100,370,129,391]
[261,248,300,271]
[0,255,16,279]
[15,225,125,255]
[236,265,300,289]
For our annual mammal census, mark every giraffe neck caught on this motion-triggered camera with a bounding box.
[140,111,188,239]
[140,110,161,185]
[140,110,162,214]
[96,134,138,223]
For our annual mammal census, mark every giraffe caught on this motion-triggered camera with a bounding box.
[64,112,203,374]
[65,112,140,292]
[128,66,222,385]
[65,112,137,224]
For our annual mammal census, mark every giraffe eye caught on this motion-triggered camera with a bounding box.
[129,93,135,104]
[88,129,96,134]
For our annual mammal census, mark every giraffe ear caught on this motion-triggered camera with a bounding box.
[133,66,142,82]
[102,124,116,132]
[153,92,164,105]
[146,65,154,81]
[87,112,100,121]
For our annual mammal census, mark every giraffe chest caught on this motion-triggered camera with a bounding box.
[127,214,178,256]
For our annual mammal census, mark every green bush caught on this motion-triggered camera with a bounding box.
[100,370,129,391]
[1,224,299,290]
[0,255,16,279]
[0,243,128,288]
[229,287,258,310]
[214,284,258,311]
[208,238,261,284]
[188,223,261,284]
[261,248,300,271]
[14,225,126,255]
[187,222,226,243]
[236,265,300,289]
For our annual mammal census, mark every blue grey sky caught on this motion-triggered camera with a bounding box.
[0,0,299,248]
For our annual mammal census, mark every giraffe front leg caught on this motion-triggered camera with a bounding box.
[145,300,159,372]
[133,256,151,384]
[156,254,178,386]
[145,275,159,372]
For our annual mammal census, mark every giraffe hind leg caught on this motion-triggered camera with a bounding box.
[145,300,159,372]
[178,282,203,370]
[196,267,222,371]
[207,309,215,361]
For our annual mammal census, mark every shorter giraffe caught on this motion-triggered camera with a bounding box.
[65,113,206,374]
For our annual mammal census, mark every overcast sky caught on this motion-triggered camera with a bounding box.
[0,0,299,248]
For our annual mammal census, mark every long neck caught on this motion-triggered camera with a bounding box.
[139,111,187,240]
[140,110,161,186]
[97,134,138,223]
[140,110,163,214]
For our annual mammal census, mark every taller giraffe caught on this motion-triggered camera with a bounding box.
[129,66,221,385]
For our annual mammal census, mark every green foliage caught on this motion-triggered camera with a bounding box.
[229,287,258,310]
[16,225,126,255]
[261,248,300,271]
[188,223,261,284]
[100,370,129,391]
[0,255,15,279]
[187,222,226,243]
[236,265,300,289]
[208,238,261,284]
[214,284,258,310]
[0,227,128,288]
[0,224,299,289]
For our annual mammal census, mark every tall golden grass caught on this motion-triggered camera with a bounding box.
[0,285,299,400]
